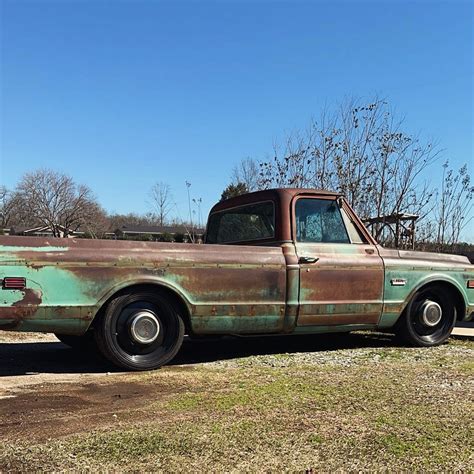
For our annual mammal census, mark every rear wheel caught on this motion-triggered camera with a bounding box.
[397,284,456,347]
[94,289,184,371]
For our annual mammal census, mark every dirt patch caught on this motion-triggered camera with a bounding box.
[0,380,152,441]
[0,373,196,443]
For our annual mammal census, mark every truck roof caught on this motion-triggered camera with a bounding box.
[210,188,342,214]
[207,187,372,244]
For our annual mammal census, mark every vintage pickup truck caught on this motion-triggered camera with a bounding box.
[1,188,473,370]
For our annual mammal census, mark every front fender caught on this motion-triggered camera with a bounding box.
[379,270,472,328]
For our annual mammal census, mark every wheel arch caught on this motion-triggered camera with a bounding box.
[86,278,194,334]
[399,277,466,322]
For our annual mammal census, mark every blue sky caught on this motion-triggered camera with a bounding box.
[0,0,473,237]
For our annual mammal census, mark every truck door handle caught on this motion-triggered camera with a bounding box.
[298,256,319,264]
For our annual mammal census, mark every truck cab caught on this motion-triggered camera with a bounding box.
[206,188,384,329]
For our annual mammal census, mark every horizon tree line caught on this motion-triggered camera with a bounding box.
[0,171,204,240]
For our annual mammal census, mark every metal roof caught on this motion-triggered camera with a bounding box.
[210,187,341,214]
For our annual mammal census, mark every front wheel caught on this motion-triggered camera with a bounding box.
[94,289,184,371]
[397,284,456,347]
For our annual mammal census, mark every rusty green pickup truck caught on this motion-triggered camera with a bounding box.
[1,188,473,370]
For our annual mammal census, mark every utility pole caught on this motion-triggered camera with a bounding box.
[185,181,194,243]
[185,181,192,228]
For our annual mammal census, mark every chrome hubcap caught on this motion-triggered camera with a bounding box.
[420,300,442,327]
[129,311,160,344]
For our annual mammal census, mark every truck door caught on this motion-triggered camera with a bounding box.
[293,196,384,327]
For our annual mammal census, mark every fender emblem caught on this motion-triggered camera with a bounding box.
[391,278,407,287]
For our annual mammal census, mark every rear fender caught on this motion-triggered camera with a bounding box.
[84,276,194,331]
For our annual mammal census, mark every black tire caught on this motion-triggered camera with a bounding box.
[94,289,184,371]
[55,331,96,352]
[397,284,456,347]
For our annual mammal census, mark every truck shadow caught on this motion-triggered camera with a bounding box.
[171,331,398,366]
[0,331,399,377]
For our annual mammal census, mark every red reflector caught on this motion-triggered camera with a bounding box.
[2,277,26,290]
[468,280,474,289]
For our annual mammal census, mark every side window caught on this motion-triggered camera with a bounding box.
[340,208,367,244]
[206,201,275,244]
[295,198,350,243]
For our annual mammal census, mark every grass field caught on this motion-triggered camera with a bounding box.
[0,333,472,471]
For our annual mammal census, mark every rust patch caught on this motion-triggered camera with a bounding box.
[301,268,383,301]
[0,289,43,329]
[298,313,380,326]
[192,303,282,318]
[25,262,45,271]
[170,266,286,303]
[12,288,42,307]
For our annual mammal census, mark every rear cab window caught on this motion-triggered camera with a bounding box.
[206,201,275,244]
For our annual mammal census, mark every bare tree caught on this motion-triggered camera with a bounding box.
[0,186,22,228]
[434,161,474,248]
[231,157,260,191]
[256,97,443,246]
[149,182,173,226]
[79,202,109,238]
[15,169,102,237]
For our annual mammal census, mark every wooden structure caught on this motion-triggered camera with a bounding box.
[364,213,419,249]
